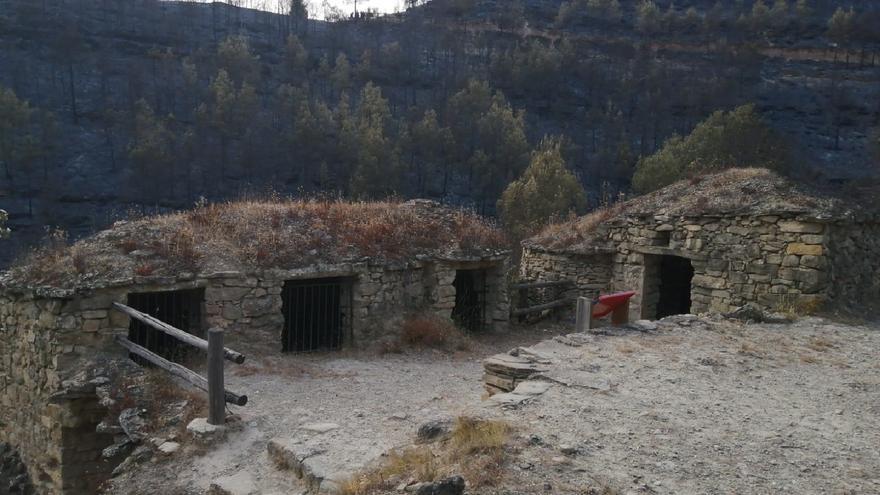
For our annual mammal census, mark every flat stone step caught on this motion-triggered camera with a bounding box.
[268,437,384,495]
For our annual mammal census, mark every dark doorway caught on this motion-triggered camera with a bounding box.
[282,278,352,352]
[656,256,694,318]
[127,288,204,363]
[452,269,488,332]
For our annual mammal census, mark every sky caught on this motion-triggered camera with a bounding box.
[329,0,407,14]
[176,0,413,16]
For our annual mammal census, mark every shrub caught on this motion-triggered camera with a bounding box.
[341,417,511,495]
[632,104,791,193]
[498,137,587,242]
[400,314,470,352]
[449,417,511,455]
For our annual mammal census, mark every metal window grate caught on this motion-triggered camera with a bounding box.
[452,269,488,332]
[127,288,204,364]
[281,278,352,353]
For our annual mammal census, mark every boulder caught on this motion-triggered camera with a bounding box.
[416,419,452,443]
[187,418,227,444]
[413,476,465,495]
[118,408,148,443]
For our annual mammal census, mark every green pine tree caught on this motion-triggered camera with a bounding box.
[498,137,587,240]
[632,104,791,193]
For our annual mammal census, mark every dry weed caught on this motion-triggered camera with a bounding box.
[615,342,638,354]
[399,313,471,352]
[449,417,511,455]
[9,199,508,288]
[341,417,512,495]
[530,203,625,252]
[799,354,820,364]
[806,336,834,352]
[143,370,207,435]
[738,341,764,358]
[779,294,824,319]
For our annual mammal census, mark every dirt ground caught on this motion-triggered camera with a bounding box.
[107,315,880,495]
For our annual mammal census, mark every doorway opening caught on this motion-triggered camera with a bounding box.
[655,255,694,318]
[452,269,488,332]
[281,278,352,352]
[127,288,204,363]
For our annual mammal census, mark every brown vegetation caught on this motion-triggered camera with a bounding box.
[399,313,471,353]
[526,168,871,254]
[341,417,512,495]
[6,199,507,289]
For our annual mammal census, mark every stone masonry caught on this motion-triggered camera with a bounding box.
[522,213,878,320]
[0,254,510,494]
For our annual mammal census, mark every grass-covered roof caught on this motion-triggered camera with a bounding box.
[2,199,508,291]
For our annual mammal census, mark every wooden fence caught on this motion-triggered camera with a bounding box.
[112,302,247,425]
[510,280,574,318]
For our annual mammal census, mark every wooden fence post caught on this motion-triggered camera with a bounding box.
[575,297,593,332]
[207,328,225,426]
[611,299,630,326]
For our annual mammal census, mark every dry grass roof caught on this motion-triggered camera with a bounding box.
[2,199,508,291]
[528,168,878,254]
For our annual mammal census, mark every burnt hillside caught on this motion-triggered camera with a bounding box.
[0,0,878,266]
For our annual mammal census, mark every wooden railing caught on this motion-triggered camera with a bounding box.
[510,280,574,317]
[113,302,247,425]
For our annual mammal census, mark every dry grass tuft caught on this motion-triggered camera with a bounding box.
[449,417,511,455]
[8,199,508,289]
[799,353,820,364]
[399,314,471,352]
[779,295,824,319]
[341,417,512,495]
[527,203,624,252]
[806,336,834,352]
[143,370,207,435]
[615,342,639,355]
[738,341,765,358]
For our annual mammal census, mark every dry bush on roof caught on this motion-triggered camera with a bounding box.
[6,199,508,289]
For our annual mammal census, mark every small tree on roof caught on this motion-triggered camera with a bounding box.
[498,137,587,242]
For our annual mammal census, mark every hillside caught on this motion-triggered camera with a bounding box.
[0,0,878,266]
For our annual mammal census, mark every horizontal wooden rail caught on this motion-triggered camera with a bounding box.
[510,280,574,290]
[511,298,574,317]
[113,302,245,364]
[116,336,248,406]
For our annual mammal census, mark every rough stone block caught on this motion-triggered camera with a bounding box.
[778,221,824,234]
[786,243,823,256]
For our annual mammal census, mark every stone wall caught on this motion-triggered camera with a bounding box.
[0,291,120,494]
[519,249,613,299]
[826,221,880,310]
[0,255,510,493]
[522,214,840,320]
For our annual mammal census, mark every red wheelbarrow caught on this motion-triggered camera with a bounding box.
[576,290,636,331]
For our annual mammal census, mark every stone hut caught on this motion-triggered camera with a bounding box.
[0,199,510,494]
[521,169,880,320]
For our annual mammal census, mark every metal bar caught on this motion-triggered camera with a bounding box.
[113,302,245,364]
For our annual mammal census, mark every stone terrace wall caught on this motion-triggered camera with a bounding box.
[0,291,118,494]
[826,221,880,309]
[519,249,613,300]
